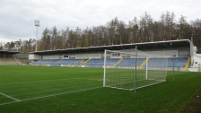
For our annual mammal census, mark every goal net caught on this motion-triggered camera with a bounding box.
[103,49,168,91]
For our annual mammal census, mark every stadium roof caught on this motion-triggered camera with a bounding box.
[0,50,20,54]
[30,39,191,55]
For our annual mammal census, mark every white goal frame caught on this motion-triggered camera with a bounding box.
[103,48,168,91]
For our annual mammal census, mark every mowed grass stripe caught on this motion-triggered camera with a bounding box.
[0,66,103,84]
[0,76,102,86]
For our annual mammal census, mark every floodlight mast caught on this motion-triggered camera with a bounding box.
[35,20,40,51]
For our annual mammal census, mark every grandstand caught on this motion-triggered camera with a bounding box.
[117,58,145,67]
[33,59,85,67]
[0,50,20,65]
[29,39,193,71]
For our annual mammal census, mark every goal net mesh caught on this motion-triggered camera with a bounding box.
[103,49,168,91]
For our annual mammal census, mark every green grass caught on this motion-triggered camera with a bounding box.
[0,66,201,113]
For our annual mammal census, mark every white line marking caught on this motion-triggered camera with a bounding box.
[0,87,101,106]
[0,92,21,102]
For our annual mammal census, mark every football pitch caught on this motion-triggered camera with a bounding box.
[0,66,201,113]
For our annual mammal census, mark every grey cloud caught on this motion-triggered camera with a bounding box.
[0,0,201,43]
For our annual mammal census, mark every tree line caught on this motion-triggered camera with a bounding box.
[1,11,201,53]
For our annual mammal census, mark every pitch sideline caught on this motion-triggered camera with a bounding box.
[0,87,101,106]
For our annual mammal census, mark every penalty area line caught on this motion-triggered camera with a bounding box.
[0,87,102,106]
[0,92,21,102]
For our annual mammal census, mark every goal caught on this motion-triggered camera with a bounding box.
[103,48,168,91]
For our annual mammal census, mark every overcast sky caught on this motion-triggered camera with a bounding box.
[0,0,200,43]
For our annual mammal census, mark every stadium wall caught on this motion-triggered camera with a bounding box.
[69,53,103,59]
[192,54,201,67]
[188,54,201,72]
[29,54,41,60]
[32,47,189,60]
[29,52,104,60]
[110,47,189,57]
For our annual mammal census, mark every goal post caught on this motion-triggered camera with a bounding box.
[103,49,107,87]
[103,49,168,91]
